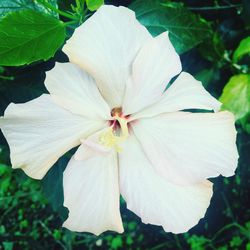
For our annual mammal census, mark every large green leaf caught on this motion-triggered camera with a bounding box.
[0,64,48,115]
[0,10,66,66]
[195,68,216,88]
[86,0,104,11]
[42,156,69,219]
[240,112,250,134]
[0,0,58,18]
[198,32,226,63]
[220,74,250,120]
[129,0,212,54]
[233,36,250,63]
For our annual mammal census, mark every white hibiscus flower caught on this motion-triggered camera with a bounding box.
[0,5,238,235]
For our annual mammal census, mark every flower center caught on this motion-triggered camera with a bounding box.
[99,107,129,152]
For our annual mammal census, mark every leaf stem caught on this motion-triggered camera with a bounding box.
[64,20,79,27]
[189,4,242,11]
[39,220,68,250]
[150,242,168,250]
[36,0,78,20]
[0,75,14,80]
[211,222,248,241]
[174,235,183,250]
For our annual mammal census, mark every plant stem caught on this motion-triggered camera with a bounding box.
[221,191,235,221]
[174,235,183,250]
[189,4,242,11]
[212,223,248,241]
[0,75,14,80]
[150,243,168,250]
[64,20,79,27]
[36,0,78,20]
[39,220,68,250]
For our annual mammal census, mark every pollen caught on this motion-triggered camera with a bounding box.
[99,127,122,152]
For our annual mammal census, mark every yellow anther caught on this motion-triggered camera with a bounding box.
[99,128,121,151]
[99,115,129,152]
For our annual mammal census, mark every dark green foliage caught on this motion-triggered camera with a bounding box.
[129,0,212,54]
[41,154,71,220]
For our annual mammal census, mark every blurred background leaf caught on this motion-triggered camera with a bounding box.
[129,0,212,54]
[220,74,250,120]
[233,36,250,63]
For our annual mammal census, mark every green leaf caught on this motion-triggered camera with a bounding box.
[240,112,250,134]
[219,74,250,120]
[0,68,47,113]
[0,10,66,66]
[129,0,212,54]
[233,36,250,62]
[247,242,250,250]
[42,155,69,219]
[195,68,216,88]
[0,0,58,18]
[86,0,104,11]
[3,242,13,250]
[111,236,123,250]
[230,236,243,247]
[198,32,225,63]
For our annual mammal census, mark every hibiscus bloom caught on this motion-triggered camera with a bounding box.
[0,5,238,235]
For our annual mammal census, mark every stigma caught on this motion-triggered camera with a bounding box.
[99,108,129,152]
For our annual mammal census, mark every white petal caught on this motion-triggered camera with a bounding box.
[63,150,123,235]
[74,128,112,161]
[132,72,221,120]
[63,5,151,107]
[132,111,238,185]
[0,94,106,179]
[119,135,213,233]
[123,32,181,115]
[45,62,111,119]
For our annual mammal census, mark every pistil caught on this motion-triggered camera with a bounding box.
[98,111,129,152]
